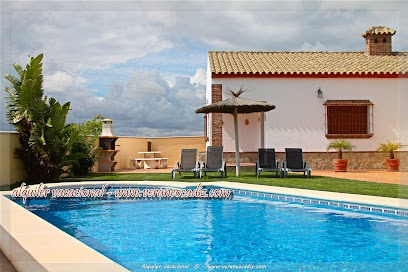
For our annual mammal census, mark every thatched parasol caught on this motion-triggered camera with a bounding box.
[195,89,275,176]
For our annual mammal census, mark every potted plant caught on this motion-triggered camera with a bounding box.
[377,141,401,171]
[327,139,354,172]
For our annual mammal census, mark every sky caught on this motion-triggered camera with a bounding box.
[1,0,407,137]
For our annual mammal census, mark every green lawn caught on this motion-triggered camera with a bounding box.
[64,171,408,199]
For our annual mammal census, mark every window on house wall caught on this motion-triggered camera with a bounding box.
[324,100,374,138]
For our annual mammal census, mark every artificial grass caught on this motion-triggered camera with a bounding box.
[64,171,408,199]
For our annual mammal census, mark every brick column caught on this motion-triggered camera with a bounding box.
[211,84,222,146]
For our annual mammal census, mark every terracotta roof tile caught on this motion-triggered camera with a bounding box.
[362,26,396,37]
[208,51,408,76]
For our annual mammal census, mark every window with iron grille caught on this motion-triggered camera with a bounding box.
[324,100,374,138]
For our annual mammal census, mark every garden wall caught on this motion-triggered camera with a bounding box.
[220,151,408,170]
[2,130,406,188]
[0,132,25,188]
[1,132,206,186]
[96,136,206,171]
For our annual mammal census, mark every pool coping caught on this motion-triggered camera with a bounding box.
[1,181,407,271]
[0,189,130,272]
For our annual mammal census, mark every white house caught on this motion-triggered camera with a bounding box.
[204,26,408,167]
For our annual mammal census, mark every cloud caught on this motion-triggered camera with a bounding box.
[43,71,79,93]
[190,69,207,86]
[297,41,328,52]
[1,0,407,134]
[60,70,206,136]
[123,70,167,100]
[8,8,175,71]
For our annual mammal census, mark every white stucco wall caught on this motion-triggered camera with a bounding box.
[398,77,408,151]
[210,77,408,153]
[222,112,262,152]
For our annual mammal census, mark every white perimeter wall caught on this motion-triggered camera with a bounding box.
[210,77,408,153]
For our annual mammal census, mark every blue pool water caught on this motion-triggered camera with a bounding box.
[13,185,408,271]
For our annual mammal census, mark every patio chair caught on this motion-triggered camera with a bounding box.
[282,148,312,178]
[201,146,227,177]
[171,149,201,179]
[256,148,283,178]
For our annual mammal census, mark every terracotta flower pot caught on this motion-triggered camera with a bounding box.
[386,159,399,171]
[333,159,348,172]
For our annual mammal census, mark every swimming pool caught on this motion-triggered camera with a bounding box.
[12,183,408,271]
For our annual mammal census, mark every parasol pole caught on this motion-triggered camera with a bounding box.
[233,108,240,176]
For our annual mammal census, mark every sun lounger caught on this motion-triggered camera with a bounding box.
[171,148,201,179]
[282,148,312,178]
[256,148,283,177]
[201,146,227,177]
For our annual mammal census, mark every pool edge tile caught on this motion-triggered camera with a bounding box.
[0,194,130,272]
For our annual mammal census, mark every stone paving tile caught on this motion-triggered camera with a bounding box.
[313,169,408,185]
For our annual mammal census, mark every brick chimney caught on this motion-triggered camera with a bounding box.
[362,26,396,56]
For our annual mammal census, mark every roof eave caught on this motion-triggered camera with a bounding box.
[211,72,408,79]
